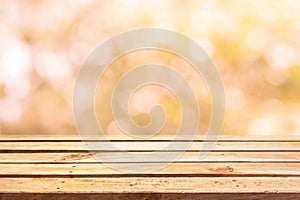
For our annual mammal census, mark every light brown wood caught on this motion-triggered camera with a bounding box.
[0,137,300,198]
[0,141,300,151]
[0,152,300,163]
[1,163,300,176]
[1,134,299,140]
[1,193,299,200]
[1,177,300,193]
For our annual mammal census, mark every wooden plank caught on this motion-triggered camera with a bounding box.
[1,193,300,200]
[0,141,300,151]
[0,152,299,163]
[1,177,300,193]
[1,138,299,197]
[1,163,300,176]
[1,135,300,140]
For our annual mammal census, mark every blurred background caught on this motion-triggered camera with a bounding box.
[0,0,300,138]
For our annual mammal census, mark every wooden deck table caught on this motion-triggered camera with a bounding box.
[0,135,300,199]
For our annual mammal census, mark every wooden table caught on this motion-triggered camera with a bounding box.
[0,136,300,199]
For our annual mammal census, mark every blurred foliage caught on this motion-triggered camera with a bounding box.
[0,0,300,137]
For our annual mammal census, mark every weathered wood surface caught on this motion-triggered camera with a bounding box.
[0,136,300,199]
[1,152,300,163]
[1,141,300,151]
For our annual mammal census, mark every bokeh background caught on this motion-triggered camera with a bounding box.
[0,0,300,138]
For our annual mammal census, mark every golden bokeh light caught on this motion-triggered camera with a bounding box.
[0,0,300,137]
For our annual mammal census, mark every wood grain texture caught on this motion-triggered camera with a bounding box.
[0,137,299,199]
[1,177,300,193]
[0,134,299,141]
[0,152,300,163]
[0,141,300,151]
[1,163,300,176]
[1,193,300,200]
